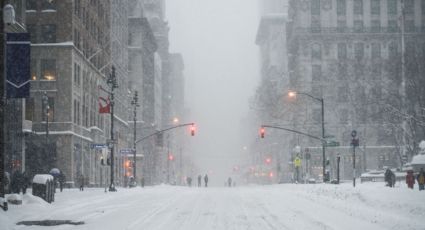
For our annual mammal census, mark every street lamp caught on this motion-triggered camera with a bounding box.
[107,66,118,192]
[131,91,139,184]
[288,90,326,182]
[42,91,50,171]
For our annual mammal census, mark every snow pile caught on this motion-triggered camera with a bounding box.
[411,154,425,165]
[33,174,54,184]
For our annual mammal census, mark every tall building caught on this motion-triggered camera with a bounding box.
[25,0,114,186]
[254,0,425,181]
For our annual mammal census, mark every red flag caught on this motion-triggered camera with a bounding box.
[98,85,110,113]
[98,96,110,113]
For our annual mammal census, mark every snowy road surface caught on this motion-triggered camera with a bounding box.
[1,183,425,230]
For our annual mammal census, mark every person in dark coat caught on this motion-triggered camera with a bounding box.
[384,169,395,187]
[78,174,85,191]
[417,168,425,191]
[11,170,23,194]
[228,177,232,187]
[406,170,415,189]
[22,171,30,194]
[141,177,145,188]
[204,174,209,187]
[197,175,202,187]
[58,173,66,192]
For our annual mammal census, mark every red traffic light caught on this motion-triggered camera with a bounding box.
[269,172,274,178]
[265,157,272,164]
[260,127,265,138]
[168,154,174,161]
[190,125,196,136]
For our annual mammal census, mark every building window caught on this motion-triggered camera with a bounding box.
[311,0,321,16]
[389,42,398,58]
[338,63,347,77]
[388,0,397,15]
[405,0,414,15]
[27,24,37,43]
[47,97,55,121]
[74,100,77,124]
[388,20,398,32]
[404,20,415,32]
[311,19,321,33]
[338,43,347,59]
[312,65,322,81]
[337,0,346,15]
[354,20,364,32]
[74,63,81,86]
[31,60,37,81]
[41,24,56,43]
[26,0,37,11]
[422,0,425,15]
[371,20,381,32]
[339,109,349,124]
[354,43,364,59]
[371,43,381,59]
[41,59,56,81]
[74,0,80,17]
[338,87,348,102]
[311,43,322,60]
[354,0,363,15]
[25,98,35,121]
[371,0,380,15]
[74,29,80,49]
[42,0,56,10]
[337,20,346,32]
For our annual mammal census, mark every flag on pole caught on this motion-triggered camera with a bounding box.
[98,85,110,113]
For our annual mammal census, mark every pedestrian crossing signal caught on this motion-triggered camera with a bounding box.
[260,127,265,138]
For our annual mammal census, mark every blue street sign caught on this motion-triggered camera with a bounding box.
[91,143,107,149]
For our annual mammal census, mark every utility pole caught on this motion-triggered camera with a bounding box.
[167,134,170,184]
[107,66,118,192]
[351,130,359,187]
[131,91,139,182]
[0,0,8,211]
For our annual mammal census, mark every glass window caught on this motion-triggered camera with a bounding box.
[42,0,56,10]
[405,0,414,15]
[354,0,363,15]
[389,42,398,59]
[404,20,415,32]
[41,59,56,80]
[337,20,346,32]
[388,0,397,15]
[338,43,347,59]
[371,0,380,15]
[48,97,55,121]
[31,59,37,80]
[311,19,321,33]
[311,0,321,16]
[337,0,346,16]
[354,20,364,32]
[312,65,322,81]
[311,43,322,60]
[25,98,35,121]
[422,0,425,14]
[371,20,381,32]
[354,43,364,59]
[41,24,56,43]
[27,24,37,43]
[371,43,381,59]
[26,0,37,10]
[388,20,398,32]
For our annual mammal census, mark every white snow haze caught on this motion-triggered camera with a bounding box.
[166,0,259,185]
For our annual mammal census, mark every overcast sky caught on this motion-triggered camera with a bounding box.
[166,0,259,184]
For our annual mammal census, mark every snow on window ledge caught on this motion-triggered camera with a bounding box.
[41,9,57,13]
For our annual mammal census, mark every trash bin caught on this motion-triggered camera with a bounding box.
[32,174,54,203]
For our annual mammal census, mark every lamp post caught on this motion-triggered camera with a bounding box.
[42,91,50,171]
[107,66,118,192]
[131,91,139,182]
[0,0,7,211]
[289,91,326,182]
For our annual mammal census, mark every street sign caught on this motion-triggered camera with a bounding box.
[120,148,134,154]
[326,141,340,147]
[91,143,107,149]
[294,157,301,167]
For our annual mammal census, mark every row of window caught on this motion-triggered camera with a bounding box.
[27,24,56,43]
[31,59,56,81]
[25,97,54,122]
[310,42,398,60]
[310,0,422,16]
[26,0,56,11]
[311,19,420,33]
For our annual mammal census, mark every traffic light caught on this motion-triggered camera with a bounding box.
[265,157,272,164]
[168,154,174,161]
[190,125,196,136]
[260,127,265,138]
[269,172,274,178]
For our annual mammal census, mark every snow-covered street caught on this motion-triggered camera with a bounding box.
[1,183,424,230]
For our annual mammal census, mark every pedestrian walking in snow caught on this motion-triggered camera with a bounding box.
[228,177,232,187]
[22,171,30,194]
[59,173,66,192]
[78,174,85,191]
[204,174,209,187]
[417,168,425,191]
[11,170,23,194]
[198,175,202,187]
[187,177,192,187]
[385,169,395,187]
[406,170,415,189]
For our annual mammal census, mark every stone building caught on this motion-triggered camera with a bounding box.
[25,0,114,186]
